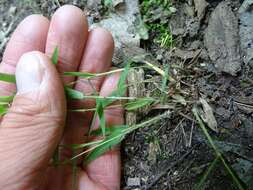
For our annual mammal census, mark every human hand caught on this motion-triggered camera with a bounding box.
[0,5,122,190]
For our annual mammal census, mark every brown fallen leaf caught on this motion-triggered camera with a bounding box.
[198,98,218,133]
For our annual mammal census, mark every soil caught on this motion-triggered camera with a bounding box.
[0,0,253,190]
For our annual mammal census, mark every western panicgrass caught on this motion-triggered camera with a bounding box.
[0,47,247,189]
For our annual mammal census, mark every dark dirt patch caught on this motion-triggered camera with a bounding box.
[0,0,253,190]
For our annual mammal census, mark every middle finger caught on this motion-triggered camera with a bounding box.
[45,5,88,84]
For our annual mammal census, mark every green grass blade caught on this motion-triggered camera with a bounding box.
[84,133,124,165]
[0,105,8,116]
[64,69,125,79]
[70,140,104,149]
[193,107,247,190]
[0,46,57,116]
[89,62,131,134]
[64,72,95,78]
[65,87,84,100]
[0,73,16,83]
[99,62,131,108]
[51,47,59,65]
[220,155,247,190]
[145,61,165,77]
[194,156,220,190]
[96,99,106,136]
[125,98,154,111]
[82,112,170,165]
[92,62,130,135]
[192,107,219,155]
[90,125,128,136]
[0,95,14,103]
[117,62,130,92]
[143,61,175,82]
[0,48,59,82]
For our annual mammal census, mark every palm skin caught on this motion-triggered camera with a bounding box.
[0,5,122,190]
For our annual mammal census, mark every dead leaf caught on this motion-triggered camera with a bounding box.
[199,98,218,132]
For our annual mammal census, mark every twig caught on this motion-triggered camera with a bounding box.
[187,121,194,147]
[186,49,202,69]
[179,112,195,122]
[180,121,187,147]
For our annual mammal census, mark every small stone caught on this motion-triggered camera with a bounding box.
[8,6,16,15]
[200,63,206,67]
[173,170,179,176]
[127,177,141,187]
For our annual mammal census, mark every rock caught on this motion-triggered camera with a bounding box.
[127,177,141,187]
[194,0,209,21]
[205,1,241,76]
[91,0,148,66]
[239,0,253,67]
[8,6,16,15]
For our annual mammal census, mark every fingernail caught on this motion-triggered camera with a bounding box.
[16,52,45,93]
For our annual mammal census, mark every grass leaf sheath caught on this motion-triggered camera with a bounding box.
[0,73,16,83]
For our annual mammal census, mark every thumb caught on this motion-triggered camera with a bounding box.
[0,52,66,188]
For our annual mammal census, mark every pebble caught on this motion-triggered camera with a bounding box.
[127,177,141,187]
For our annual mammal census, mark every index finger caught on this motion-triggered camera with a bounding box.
[0,15,49,96]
